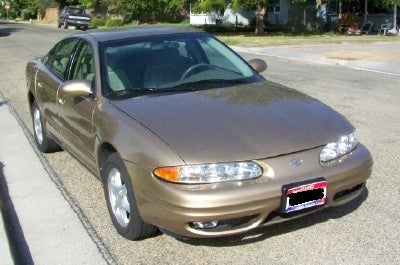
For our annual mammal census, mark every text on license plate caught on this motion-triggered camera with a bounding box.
[282,178,327,213]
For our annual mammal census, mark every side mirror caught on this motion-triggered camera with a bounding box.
[248,59,267,73]
[60,80,92,97]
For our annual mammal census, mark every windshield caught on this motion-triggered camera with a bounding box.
[100,32,262,98]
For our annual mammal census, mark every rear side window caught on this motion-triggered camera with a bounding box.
[45,38,79,79]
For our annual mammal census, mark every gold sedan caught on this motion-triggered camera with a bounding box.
[26,27,372,240]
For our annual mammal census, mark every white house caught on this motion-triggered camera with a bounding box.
[189,1,290,27]
[266,0,290,26]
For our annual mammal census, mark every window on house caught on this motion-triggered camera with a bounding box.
[268,1,281,13]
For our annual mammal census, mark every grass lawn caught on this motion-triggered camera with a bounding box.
[23,19,400,47]
[158,23,400,47]
[214,32,400,47]
[104,22,399,47]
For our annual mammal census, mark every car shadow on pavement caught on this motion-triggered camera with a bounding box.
[179,188,369,246]
[0,162,34,265]
[0,23,21,37]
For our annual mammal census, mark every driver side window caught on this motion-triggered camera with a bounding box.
[71,41,95,82]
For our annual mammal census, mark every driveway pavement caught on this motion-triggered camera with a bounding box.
[0,30,398,264]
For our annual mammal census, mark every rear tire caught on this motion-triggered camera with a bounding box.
[31,100,60,153]
[102,153,158,240]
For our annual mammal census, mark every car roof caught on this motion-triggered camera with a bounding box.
[72,27,204,43]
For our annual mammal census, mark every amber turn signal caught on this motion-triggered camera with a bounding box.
[153,167,180,182]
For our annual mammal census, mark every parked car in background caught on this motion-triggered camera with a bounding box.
[26,27,372,240]
[58,6,90,30]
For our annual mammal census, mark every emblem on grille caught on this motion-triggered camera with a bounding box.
[290,158,303,168]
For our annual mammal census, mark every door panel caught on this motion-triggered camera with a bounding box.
[35,67,63,139]
[56,40,98,169]
[36,38,79,140]
[57,93,98,167]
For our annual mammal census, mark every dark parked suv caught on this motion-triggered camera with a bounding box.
[58,6,90,30]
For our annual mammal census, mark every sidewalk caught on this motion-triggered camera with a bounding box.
[0,96,110,264]
[0,211,13,264]
[233,41,400,75]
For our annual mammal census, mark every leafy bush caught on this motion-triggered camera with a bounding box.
[5,9,18,19]
[105,19,124,27]
[91,18,106,28]
[180,18,190,25]
[21,9,34,20]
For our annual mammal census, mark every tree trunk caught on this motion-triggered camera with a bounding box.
[255,4,267,35]
[394,3,397,31]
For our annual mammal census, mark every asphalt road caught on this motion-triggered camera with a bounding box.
[1,21,399,264]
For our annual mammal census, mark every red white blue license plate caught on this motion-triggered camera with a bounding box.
[281,178,327,213]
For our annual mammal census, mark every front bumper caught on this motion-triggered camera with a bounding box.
[126,143,372,238]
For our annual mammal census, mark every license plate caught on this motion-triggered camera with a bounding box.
[281,178,327,213]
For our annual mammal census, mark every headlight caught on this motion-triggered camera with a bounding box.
[154,161,263,184]
[320,131,358,163]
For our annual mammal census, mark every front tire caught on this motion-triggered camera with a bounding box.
[102,153,158,240]
[31,101,60,153]
[63,20,68,29]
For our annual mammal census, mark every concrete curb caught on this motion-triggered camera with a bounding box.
[0,95,13,264]
[0,93,115,264]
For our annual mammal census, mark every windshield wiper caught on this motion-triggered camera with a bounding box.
[105,87,157,98]
[166,79,248,92]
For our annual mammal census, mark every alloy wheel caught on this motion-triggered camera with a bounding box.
[108,168,130,227]
[33,108,43,144]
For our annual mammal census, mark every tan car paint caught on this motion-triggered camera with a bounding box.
[26,28,373,239]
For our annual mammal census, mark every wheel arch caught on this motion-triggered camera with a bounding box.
[28,91,35,113]
[97,142,119,180]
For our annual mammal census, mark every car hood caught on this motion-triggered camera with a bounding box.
[111,81,354,164]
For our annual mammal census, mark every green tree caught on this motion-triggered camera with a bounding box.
[384,0,400,30]
[289,0,316,31]
[180,0,270,34]
[385,0,400,8]
[22,0,39,18]
[101,0,169,22]
[194,0,226,11]
[171,0,225,24]
[231,0,268,34]
[290,0,313,5]
[171,0,269,34]
[79,0,94,7]
[36,0,57,17]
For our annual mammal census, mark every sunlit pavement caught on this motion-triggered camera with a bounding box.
[233,41,400,75]
[0,95,110,265]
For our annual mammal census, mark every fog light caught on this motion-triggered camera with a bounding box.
[192,221,219,229]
